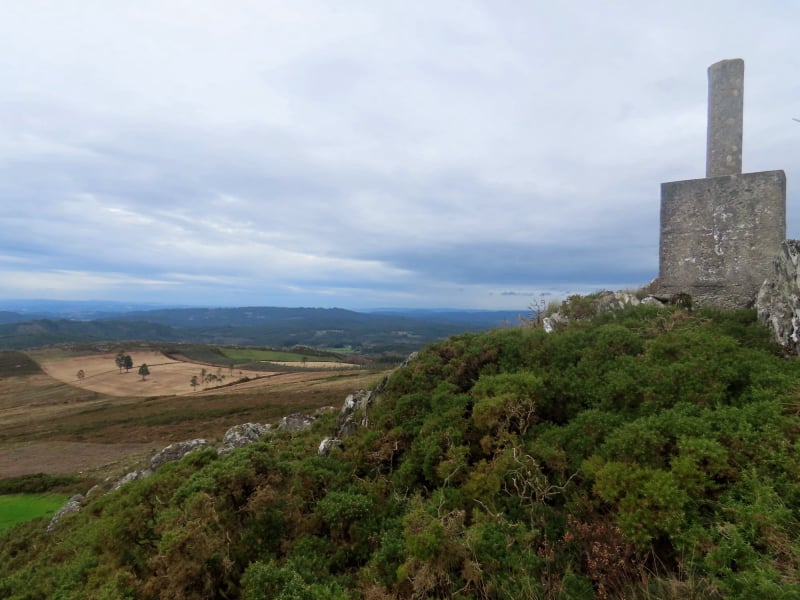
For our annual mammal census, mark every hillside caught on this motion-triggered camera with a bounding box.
[2,304,800,598]
[0,306,523,352]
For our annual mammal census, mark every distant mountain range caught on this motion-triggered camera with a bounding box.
[0,303,526,352]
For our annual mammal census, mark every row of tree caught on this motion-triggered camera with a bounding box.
[113,352,134,373]
[114,351,149,380]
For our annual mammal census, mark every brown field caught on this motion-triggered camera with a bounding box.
[0,349,389,480]
[40,350,277,397]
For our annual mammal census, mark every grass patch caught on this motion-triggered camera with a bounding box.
[220,348,340,363]
[0,493,69,530]
[0,473,79,495]
[0,351,42,376]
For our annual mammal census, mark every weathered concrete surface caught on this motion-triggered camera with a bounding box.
[707,58,744,177]
[658,170,786,308]
[657,59,788,309]
[757,240,800,353]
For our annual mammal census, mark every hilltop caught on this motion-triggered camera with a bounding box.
[2,303,800,598]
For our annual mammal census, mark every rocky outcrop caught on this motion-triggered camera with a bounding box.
[48,366,408,529]
[542,291,667,333]
[757,240,800,353]
[150,439,210,471]
[277,413,316,431]
[318,437,344,456]
[110,469,151,492]
[218,423,271,455]
[318,366,398,455]
[46,494,84,533]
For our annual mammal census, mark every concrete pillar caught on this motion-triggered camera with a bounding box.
[706,58,744,177]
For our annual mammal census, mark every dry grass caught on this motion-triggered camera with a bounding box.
[0,349,389,479]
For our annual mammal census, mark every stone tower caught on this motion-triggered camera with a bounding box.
[657,59,786,309]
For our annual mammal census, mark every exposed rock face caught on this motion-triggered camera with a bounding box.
[542,291,666,333]
[47,494,84,533]
[757,240,800,353]
[595,291,643,311]
[150,439,210,472]
[318,437,344,456]
[337,389,372,438]
[277,413,316,431]
[218,423,271,455]
[111,469,151,492]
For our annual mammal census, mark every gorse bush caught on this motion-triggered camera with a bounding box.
[2,305,800,598]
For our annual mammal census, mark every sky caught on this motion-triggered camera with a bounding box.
[1,1,798,310]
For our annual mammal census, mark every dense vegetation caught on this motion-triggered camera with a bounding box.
[2,305,800,598]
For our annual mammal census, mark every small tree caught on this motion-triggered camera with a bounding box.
[115,352,126,373]
[76,369,85,380]
[123,355,134,373]
[138,363,150,381]
[191,375,198,390]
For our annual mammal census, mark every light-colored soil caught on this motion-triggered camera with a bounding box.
[0,350,388,479]
[41,351,275,397]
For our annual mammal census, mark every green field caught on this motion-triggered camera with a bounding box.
[0,493,69,530]
[220,348,340,363]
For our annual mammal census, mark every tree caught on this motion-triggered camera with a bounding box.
[76,369,85,380]
[138,363,150,381]
[115,352,126,373]
[123,355,133,372]
[191,375,198,391]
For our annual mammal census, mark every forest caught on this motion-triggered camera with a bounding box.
[2,302,800,599]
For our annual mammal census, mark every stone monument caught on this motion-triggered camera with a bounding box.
[656,59,786,309]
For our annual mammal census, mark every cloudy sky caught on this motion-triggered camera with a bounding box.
[1,1,798,309]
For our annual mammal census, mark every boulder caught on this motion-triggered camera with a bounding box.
[595,290,642,312]
[337,389,374,438]
[150,439,211,472]
[318,437,343,456]
[757,240,800,353]
[277,413,316,431]
[218,423,271,455]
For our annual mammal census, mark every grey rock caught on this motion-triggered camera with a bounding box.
[150,439,210,472]
[337,389,374,438]
[110,469,152,492]
[757,239,800,353]
[594,291,640,312]
[318,437,343,456]
[47,494,84,533]
[277,413,316,431]
[218,423,271,455]
[400,352,418,368]
[542,317,556,334]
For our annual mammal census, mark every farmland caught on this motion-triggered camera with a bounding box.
[0,493,69,530]
[0,347,388,481]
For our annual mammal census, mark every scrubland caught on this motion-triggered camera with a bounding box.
[2,305,800,598]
